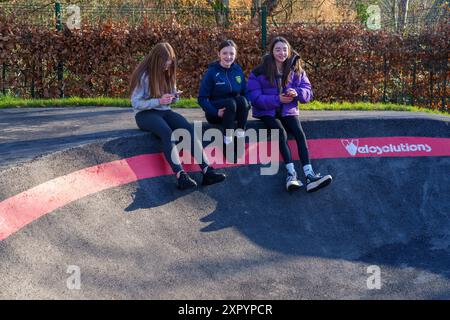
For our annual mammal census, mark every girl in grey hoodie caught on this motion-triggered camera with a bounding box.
[130,42,225,189]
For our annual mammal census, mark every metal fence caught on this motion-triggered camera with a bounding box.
[0,2,260,28]
[1,2,448,34]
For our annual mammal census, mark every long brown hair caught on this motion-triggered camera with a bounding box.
[129,42,177,98]
[263,36,303,90]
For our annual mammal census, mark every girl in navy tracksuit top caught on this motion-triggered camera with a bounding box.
[198,40,250,157]
[130,42,225,190]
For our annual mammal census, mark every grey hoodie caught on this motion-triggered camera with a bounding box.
[131,73,179,115]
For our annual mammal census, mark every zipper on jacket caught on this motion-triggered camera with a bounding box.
[225,70,232,94]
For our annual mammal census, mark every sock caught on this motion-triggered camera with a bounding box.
[224,136,233,144]
[235,129,245,138]
[202,166,209,174]
[286,163,296,175]
[176,170,184,179]
[303,164,314,176]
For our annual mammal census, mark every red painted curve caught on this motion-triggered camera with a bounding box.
[1,136,450,241]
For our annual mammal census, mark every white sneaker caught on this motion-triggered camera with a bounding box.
[286,171,303,191]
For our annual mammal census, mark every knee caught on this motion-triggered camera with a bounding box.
[235,96,249,110]
[224,99,237,113]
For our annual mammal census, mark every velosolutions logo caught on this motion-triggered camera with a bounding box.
[341,139,432,156]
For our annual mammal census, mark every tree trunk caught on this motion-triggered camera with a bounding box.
[262,0,279,16]
[392,0,398,32]
[251,0,279,26]
[207,0,230,27]
[397,0,410,32]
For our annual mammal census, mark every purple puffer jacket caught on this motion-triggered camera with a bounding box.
[247,65,313,118]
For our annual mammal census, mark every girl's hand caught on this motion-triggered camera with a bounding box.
[285,88,298,98]
[159,94,174,105]
[279,94,294,104]
[218,108,226,118]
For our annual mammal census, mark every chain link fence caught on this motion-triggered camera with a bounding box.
[0,2,260,28]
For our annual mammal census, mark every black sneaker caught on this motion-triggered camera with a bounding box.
[177,171,197,190]
[202,166,226,186]
[306,173,332,193]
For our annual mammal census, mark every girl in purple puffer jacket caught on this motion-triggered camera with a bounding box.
[247,36,332,192]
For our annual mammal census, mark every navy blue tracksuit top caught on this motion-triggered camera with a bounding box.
[197,61,249,117]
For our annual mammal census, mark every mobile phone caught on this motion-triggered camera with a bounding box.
[284,90,295,97]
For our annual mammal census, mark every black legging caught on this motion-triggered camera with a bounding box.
[206,96,250,134]
[135,109,209,173]
[259,115,311,166]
